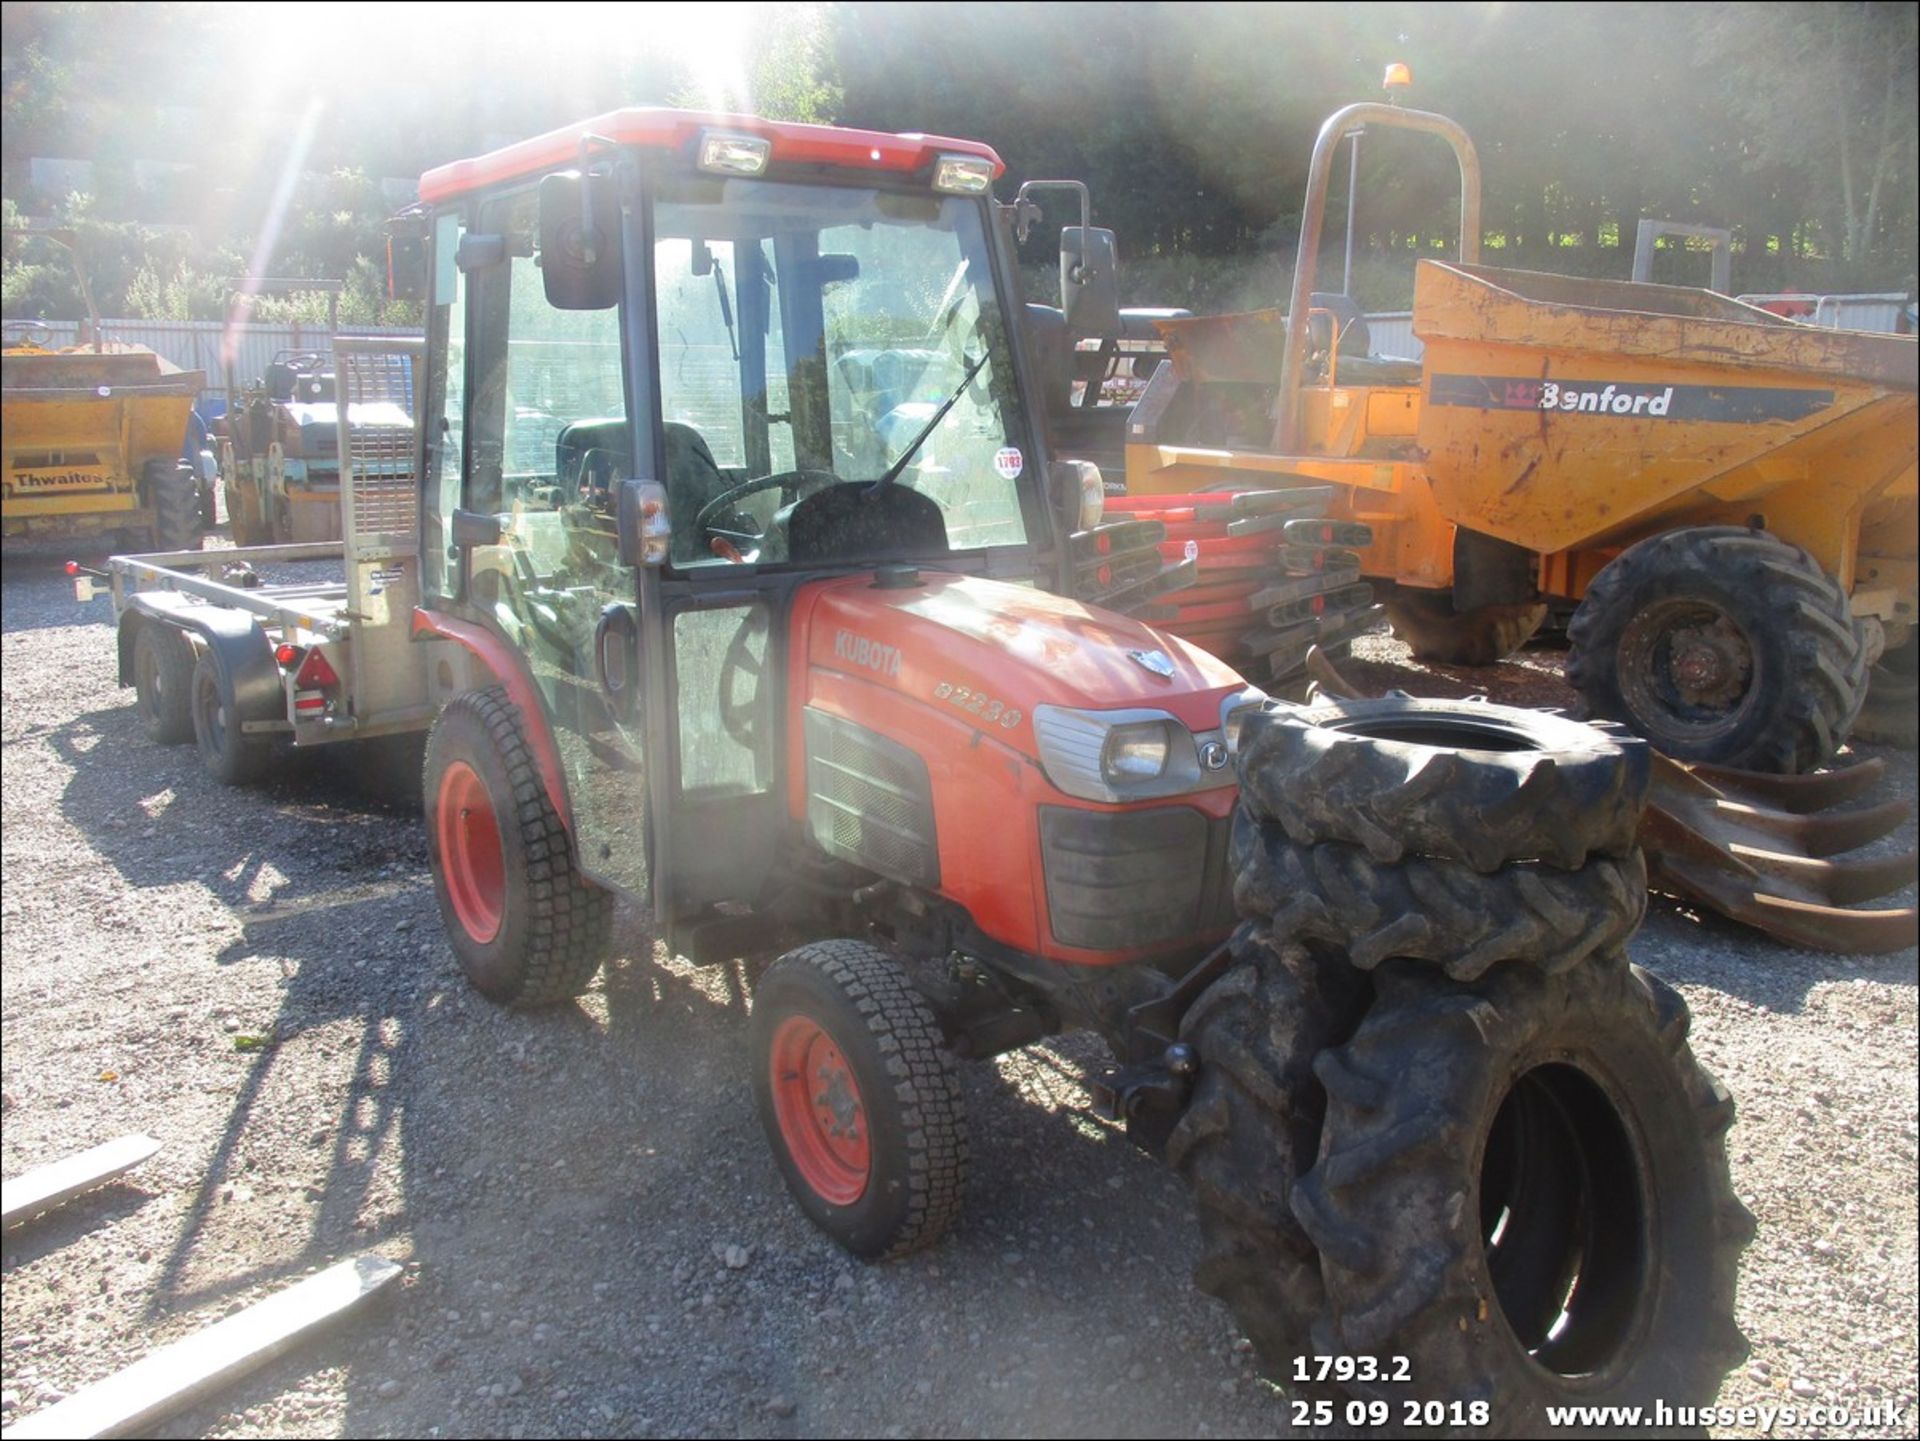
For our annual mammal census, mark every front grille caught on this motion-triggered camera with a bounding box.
[804,709,939,887]
[1040,804,1232,952]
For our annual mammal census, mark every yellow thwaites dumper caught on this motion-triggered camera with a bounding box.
[1,338,211,552]
[1124,102,1919,772]
[2,228,212,553]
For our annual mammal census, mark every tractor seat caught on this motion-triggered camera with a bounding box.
[555,418,729,515]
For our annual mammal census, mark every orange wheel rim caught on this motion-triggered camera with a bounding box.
[769,1015,870,1205]
[437,760,505,943]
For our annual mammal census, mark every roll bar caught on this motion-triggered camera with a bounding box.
[1274,103,1482,451]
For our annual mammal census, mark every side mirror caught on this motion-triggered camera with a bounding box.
[1060,226,1121,337]
[451,508,503,549]
[539,170,621,311]
[615,478,672,568]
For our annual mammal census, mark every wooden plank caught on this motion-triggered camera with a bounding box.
[1,1135,162,1229]
[3,1254,402,1440]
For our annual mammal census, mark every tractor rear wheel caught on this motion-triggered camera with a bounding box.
[423,685,613,1007]
[1291,957,1753,1435]
[133,623,196,745]
[190,650,270,786]
[1567,525,1868,772]
[1167,923,1367,1381]
[1237,696,1647,873]
[145,456,205,552]
[750,940,967,1260]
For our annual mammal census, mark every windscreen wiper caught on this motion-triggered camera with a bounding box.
[867,349,990,495]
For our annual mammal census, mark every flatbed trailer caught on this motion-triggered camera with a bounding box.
[107,339,432,778]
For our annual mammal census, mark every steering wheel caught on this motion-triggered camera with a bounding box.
[717,609,770,750]
[694,468,840,558]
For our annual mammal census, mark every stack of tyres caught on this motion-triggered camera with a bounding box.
[1170,695,1756,1434]
[1104,489,1382,682]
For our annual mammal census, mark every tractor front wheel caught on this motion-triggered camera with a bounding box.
[423,686,613,1007]
[1291,957,1753,1434]
[1567,526,1868,772]
[750,941,967,1260]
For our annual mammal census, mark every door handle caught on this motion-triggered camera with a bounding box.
[593,602,641,724]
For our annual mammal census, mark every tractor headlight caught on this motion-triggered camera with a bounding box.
[1034,706,1229,802]
[932,153,995,195]
[698,131,772,176]
[1103,721,1173,781]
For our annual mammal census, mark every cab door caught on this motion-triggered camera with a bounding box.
[455,183,655,904]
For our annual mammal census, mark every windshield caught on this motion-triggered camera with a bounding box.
[649,178,1036,569]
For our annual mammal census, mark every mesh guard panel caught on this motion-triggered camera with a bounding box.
[803,709,939,887]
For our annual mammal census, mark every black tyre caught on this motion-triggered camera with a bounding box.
[1231,808,1647,981]
[1166,923,1367,1381]
[191,650,270,786]
[751,940,968,1261]
[1851,633,1917,749]
[1238,696,1647,873]
[145,456,205,552]
[1291,958,1753,1435]
[1567,525,1868,773]
[423,685,613,1008]
[133,623,196,745]
[1385,590,1547,665]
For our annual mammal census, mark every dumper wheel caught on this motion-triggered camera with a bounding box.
[145,456,205,552]
[1291,957,1753,1435]
[1851,633,1918,749]
[1385,589,1547,666]
[1167,923,1367,1383]
[133,623,196,746]
[424,686,614,1008]
[1237,696,1648,873]
[750,940,968,1260]
[1230,808,1647,982]
[1568,526,1868,773]
[191,650,270,786]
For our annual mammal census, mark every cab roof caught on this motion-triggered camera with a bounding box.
[419,108,1005,205]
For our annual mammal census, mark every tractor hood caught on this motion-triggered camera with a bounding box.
[800,572,1249,744]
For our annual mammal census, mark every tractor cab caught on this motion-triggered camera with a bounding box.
[408,111,1251,972]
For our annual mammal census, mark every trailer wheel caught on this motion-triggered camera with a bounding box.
[145,457,205,552]
[133,623,196,745]
[1851,633,1918,749]
[1567,526,1868,772]
[1167,923,1366,1383]
[1230,808,1647,982]
[1291,958,1753,1434]
[1237,696,1647,873]
[423,685,613,1008]
[750,940,968,1260]
[191,651,270,786]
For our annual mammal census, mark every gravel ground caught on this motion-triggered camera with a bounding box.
[2,560,1915,1439]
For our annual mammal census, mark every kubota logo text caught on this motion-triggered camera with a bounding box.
[834,629,902,679]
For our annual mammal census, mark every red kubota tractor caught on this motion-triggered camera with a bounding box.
[383,110,1751,1432]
